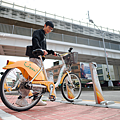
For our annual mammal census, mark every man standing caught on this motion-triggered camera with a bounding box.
[16,21,56,107]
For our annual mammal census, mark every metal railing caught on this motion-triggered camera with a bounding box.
[0,0,120,34]
[0,23,120,51]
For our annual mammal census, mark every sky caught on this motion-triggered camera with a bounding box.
[0,0,120,75]
[4,0,120,31]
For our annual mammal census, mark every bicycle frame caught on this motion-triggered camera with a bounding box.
[2,52,73,98]
[30,53,72,89]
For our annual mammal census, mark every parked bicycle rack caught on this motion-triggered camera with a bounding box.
[89,62,115,105]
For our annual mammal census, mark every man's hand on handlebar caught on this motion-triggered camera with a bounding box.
[54,52,60,56]
[54,52,57,56]
[43,50,48,56]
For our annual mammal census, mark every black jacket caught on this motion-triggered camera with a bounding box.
[26,29,54,59]
[32,29,46,51]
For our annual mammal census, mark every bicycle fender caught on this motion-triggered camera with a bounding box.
[3,60,45,81]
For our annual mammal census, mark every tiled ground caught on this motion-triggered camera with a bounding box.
[0,99,120,120]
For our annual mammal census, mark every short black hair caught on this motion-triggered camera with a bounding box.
[45,21,54,28]
[81,63,84,66]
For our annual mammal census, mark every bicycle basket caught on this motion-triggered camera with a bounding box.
[63,52,78,65]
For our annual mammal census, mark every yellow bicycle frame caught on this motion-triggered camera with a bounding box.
[3,60,45,81]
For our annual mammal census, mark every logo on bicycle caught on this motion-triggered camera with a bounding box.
[24,62,38,72]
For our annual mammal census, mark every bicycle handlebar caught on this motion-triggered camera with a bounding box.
[32,47,73,58]
[56,47,73,57]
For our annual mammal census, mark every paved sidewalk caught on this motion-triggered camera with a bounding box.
[0,98,120,120]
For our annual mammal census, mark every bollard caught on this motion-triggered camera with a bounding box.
[89,62,115,105]
[89,62,105,104]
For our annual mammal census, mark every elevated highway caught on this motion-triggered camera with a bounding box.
[0,2,120,43]
[0,32,120,65]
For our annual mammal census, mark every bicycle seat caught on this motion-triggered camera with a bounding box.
[32,49,44,57]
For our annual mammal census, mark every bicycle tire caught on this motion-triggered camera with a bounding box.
[0,68,41,112]
[61,72,82,102]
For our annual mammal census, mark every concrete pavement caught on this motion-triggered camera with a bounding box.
[0,97,120,120]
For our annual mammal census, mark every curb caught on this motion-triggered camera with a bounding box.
[42,96,120,109]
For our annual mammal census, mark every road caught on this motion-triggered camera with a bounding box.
[80,90,120,102]
[51,90,120,102]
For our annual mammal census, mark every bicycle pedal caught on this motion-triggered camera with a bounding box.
[49,95,56,101]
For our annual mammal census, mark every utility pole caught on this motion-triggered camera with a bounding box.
[88,11,113,87]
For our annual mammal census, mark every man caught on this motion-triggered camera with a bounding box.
[80,63,88,79]
[16,21,56,107]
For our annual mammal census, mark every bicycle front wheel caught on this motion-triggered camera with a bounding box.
[61,72,82,102]
[0,68,41,112]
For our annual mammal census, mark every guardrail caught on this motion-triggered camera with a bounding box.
[0,23,120,51]
[0,0,120,34]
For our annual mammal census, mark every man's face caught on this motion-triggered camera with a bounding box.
[81,65,84,70]
[43,25,53,34]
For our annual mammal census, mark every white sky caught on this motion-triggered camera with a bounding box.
[5,0,120,31]
[0,0,120,75]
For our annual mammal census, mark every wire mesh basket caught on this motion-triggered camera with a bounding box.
[63,52,78,65]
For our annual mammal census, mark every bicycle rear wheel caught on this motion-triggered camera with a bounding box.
[0,68,41,112]
[61,72,82,102]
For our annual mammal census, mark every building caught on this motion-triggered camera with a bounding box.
[97,64,115,81]
[97,64,115,86]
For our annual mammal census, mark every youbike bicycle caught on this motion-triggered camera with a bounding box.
[0,48,82,111]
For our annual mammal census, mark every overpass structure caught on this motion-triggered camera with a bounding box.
[0,1,120,66]
[0,30,120,66]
